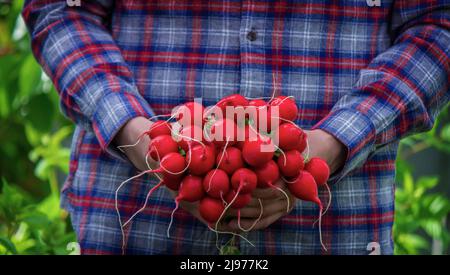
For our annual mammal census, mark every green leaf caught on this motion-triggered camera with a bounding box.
[23,93,55,133]
[220,245,241,255]
[0,236,18,255]
[19,211,51,229]
[421,220,442,239]
[0,86,10,118]
[441,125,450,142]
[429,196,450,216]
[417,177,438,190]
[403,171,414,194]
[19,54,42,98]
[400,233,429,252]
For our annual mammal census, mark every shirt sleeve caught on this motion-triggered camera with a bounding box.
[312,0,450,183]
[22,0,155,158]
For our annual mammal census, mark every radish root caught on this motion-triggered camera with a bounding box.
[313,184,332,227]
[318,205,327,251]
[207,226,255,248]
[122,181,164,228]
[237,199,263,232]
[207,138,230,192]
[115,169,155,254]
[167,197,181,238]
[117,113,176,152]
[272,184,290,213]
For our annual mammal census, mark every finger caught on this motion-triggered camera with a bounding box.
[241,200,288,218]
[227,198,289,219]
[228,211,285,231]
[251,187,284,199]
[227,196,281,215]
[178,201,238,232]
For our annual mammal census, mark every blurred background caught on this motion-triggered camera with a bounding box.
[0,0,449,255]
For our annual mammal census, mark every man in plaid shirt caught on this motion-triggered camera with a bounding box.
[22,0,449,254]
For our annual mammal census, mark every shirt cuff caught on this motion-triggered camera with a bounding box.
[92,92,155,160]
[312,108,377,184]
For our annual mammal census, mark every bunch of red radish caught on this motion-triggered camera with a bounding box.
[118,93,331,250]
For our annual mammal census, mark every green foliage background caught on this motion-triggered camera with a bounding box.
[0,0,449,255]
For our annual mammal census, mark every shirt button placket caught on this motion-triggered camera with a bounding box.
[246,28,257,42]
[240,1,263,99]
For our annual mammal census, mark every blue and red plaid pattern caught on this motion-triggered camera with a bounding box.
[22,0,450,255]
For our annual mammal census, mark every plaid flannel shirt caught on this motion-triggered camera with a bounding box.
[22,0,450,255]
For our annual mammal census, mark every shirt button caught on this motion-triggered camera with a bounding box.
[246,29,257,41]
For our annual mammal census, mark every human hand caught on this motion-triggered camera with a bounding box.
[114,116,157,172]
[304,129,347,174]
[217,130,346,232]
[225,180,296,231]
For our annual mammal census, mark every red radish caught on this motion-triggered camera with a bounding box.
[234,99,265,125]
[254,160,280,188]
[261,107,280,133]
[277,150,304,178]
[248,99,266,107]
[254,160,291,212]
[246,101,279,133]
[167,174,205,237]
[236,124,250,150]
[203,169,230,199]
[286,170,326,251]
[174,101,205,127]
[231,168,257,194]
[132,120,172,143]
[199,197,225,224]
[305,158,332,229]
[147,120,172,139]
[225,190,252,209]
[177,175,205,202]
[305,157,330,186]
[242,137,275,167]
[277,123,306,151]
[205,118,237,147]
[148,134,179,161]
[216,94,250,123]
[269,95,298,121]
[216,94,249,112]
[216,147,244,175]
[296,130,308,153]
[287,171,321,205]
[162,176,183,191]
[186,144,216,176]
[174,124,204,152]
[144,152,186,178]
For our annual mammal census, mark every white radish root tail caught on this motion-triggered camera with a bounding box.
[318,205,327,252]
[207,138,230,192]
[122,181,164,228]
[237,199,263,232]
[313,184,332,227]
[272,184,291,213]
[208,226,255,248]
[115,169,154,255]
[167,198,180,238]
[117,113,176,152]
[212,185,255,251]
